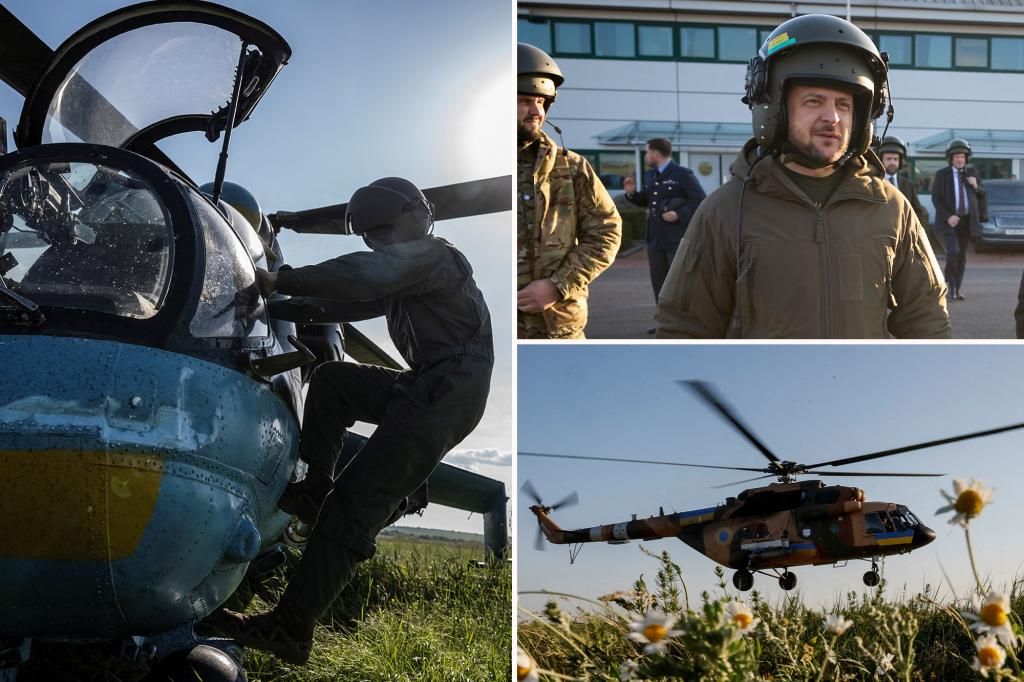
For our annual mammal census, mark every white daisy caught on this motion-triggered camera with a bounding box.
[722,600,760,636]
[619,659,640,681]
[824,613,853,636]
[517,646,539,682]
[962,591,1019,649]
[972,633,1007,678]
[627,611,683,655]
[874,652,895,678]
[937,479,992,527]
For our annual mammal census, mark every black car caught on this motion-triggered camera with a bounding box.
[975,179,1024,250]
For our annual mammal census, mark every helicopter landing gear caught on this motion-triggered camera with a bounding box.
[732,569,754,591]
[143,644,246,682]
[778,571,797,591]
[863,559,881,587]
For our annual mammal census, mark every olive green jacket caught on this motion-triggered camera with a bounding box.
[517,132,621,339]
[656,140,951,339]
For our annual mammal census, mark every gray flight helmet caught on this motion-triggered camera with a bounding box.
[344,177,433,246]
[876,135,908,170]
[946,138,972,162]
[744,14,889,157]
[518,42,563,106]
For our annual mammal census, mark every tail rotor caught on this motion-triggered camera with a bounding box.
[521,480,578,550]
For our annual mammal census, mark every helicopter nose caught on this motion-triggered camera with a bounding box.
[914,524,936,547]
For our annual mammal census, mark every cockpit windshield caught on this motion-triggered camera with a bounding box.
[43,23,248,147]
[0,161,172,319]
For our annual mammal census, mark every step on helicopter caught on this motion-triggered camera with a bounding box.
[0,2,511,681]
[523,381,1024,593]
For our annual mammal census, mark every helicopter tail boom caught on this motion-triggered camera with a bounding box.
[531,505,718,546]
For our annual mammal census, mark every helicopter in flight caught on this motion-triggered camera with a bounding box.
[0,2,510,681]
[523,380,1024,593]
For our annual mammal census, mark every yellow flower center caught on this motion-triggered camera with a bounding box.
[643,623,668,642]
[981,603,1008,627]
[978,644,1003,668]
[733,612,754,629]
[955,489,984,516]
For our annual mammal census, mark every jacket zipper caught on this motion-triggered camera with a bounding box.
[814,203,832,338]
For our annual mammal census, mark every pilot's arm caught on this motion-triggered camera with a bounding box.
[267,296,386,323]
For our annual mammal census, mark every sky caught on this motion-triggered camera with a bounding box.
[0,0,514,536]
[519,344,1024,614]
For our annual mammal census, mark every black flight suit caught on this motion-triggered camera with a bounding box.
[266,235,493,625]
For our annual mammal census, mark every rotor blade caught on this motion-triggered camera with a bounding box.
[268,176,512,235]
[0,6,53,96]
[519,451,767,473]
[679,380,781,463]
[810,471,945,478]
[803,421,1024,470]
[711,474,775,489]
[534,525,546,551]
[520,479,543,506]
[550,491,578,511]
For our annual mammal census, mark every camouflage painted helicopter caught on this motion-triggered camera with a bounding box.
[0,2,509,681]
[524,381,1024,593]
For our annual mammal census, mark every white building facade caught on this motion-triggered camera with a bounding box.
[518,0,1024,219]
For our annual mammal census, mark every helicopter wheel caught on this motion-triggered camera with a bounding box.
[863,570,881,587]
[778,571,797,591]
[732,569,754,591]
[143,644,246,682]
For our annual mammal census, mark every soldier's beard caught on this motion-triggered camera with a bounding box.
[792,130,849,166]
[518,119,543,143]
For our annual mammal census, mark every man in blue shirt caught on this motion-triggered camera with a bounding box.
[624,138,706,332]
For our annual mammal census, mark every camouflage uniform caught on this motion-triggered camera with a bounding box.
[517,130,621,338]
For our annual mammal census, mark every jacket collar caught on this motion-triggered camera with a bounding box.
[731,138,888,207]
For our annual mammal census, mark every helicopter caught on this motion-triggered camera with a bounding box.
[0,2,510,681]
[524,380,1024,593]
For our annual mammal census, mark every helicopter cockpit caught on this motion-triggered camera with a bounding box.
[0,2,291,363]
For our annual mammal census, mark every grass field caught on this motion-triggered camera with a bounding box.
[518,549,1024,681]
[17,535,511,682]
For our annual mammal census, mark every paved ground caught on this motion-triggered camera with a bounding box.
[586,243,1024,339]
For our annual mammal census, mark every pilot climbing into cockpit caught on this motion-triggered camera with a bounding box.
[208,176,494,664]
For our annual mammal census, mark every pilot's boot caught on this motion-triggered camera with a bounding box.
[277,471,335,526]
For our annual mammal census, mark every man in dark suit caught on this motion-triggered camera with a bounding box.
[877,136,930,228]
[623,137,705,331]
[931,138,985,301]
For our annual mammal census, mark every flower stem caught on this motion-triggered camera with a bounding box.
[814,635,837,682]
[964,526,985,595]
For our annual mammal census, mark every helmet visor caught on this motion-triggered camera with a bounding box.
[344,185,408,235]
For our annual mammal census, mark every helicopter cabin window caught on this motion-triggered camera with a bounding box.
[863,512,896,535]
[189,192,268,340]
[0,161,172,319]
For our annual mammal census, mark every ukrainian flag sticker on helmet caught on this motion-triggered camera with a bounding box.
[766,32,796,54]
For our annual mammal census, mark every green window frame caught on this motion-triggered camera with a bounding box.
[878,33,913,67]
[518,17,552,53]
[955,36,989,69]
[718,26,759,63]
[594,21,636,58]
[637,23,676,59]
[679,25,716,60]
[553,20,592,56]
[915,34,953,69]
[992,36,1024,72]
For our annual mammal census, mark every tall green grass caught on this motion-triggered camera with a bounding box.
[17,536,511,682]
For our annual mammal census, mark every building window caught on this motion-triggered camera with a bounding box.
[554,21,591,54]
[638,25,674,58]
[973,158,1013,180]
[992,37,1024,71]
[718,27,757,62]
[578,150,637,191]
[595,21,635,58]
[955,37,988,68]
[879,34,913,66]
[758,28,774,49]
[915,34,952,68]
[680,26,715,59]
[518,18,552,53]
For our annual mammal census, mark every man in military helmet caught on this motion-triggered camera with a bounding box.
[517,42,622,339]
[875,136,930,230]
[656,14,950,338]
[210,177,494,664]
[932,138,985,301]
[623,137,706,331]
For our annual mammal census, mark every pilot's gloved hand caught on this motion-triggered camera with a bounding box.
[256,268,278,297]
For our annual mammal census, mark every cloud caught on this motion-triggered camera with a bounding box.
[443,448,513,471]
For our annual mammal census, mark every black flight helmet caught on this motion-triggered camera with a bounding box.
[743,14,889,158]
[877,135,908,170]
[946,138,972,162]
[344,177,433,249]
[518,42,563,109]
[198,180,262,232]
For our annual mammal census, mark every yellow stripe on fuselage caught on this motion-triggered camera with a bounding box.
[876,535,914,547]
[0,450,164,561]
